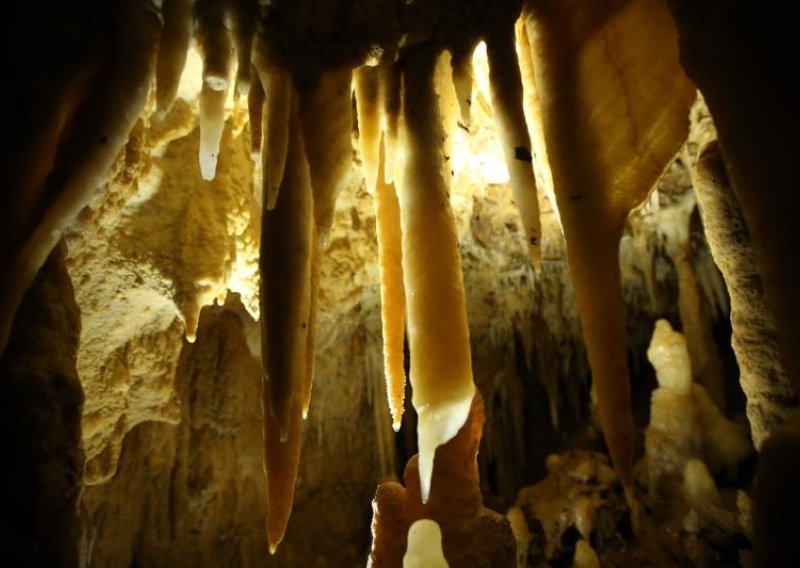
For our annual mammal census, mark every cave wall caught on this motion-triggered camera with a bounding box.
[0,243,84,567]
[0,1,766,564]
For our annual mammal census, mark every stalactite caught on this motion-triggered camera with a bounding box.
[229,0,257,97]
[522,0,695,492]
[354,66,382,193]
[300,67,354,242]
[0,0,161,356]
[257,67,291,210]
[514,19,559,229]
[195,0,232,181]
[450,47,475,129]
[355,65,408,430]
[486,23,542,269]
[374,142,407,431]
[247,68,265,159]
[302,228,320,418]
[398,47,475,502]
[379,63,401,185]
[259,96,312,550]
[694,141,795,447]
[156,0,194,116]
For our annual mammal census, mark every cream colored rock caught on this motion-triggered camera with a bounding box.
[646,319,751,495]
[403,520,449,568]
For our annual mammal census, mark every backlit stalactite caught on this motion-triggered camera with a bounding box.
[694,141,795,447]
[486,23,542,269]
[522,0,695,491]
[259,96,312,550]
[355,66,407,429]
[156,0,194,116]
[398,47,475,503]
[195,0,233,181]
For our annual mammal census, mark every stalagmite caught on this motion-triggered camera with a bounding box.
[156,0,194,115]
[398,48,475,502]
[522,0,695,490]
[0,0,161,356]
[402,520,449,568]
[355,66,407,430]
[195,0,232,180]
[368,395,515,567]
[301,68,354,240]
[260,95,313,437]
[694,141,795,447]
[646,320,751,495]
[486,24,542,268]
[682,459,720,509]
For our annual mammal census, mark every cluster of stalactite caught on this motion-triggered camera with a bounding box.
[3,0,799,563]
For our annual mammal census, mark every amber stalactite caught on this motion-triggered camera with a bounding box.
[259,97,313,550]
[355,66,407,430]
[522,0,695,488]
[397,47,475,502]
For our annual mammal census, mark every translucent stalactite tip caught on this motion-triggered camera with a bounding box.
[416,385,474,503]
